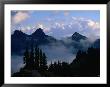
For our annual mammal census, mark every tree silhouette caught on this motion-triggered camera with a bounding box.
[34,45,40,70]
[48,61,54,72]
[23,47,30,69]
[29,44,34,70]
[39,49,43,70]
[13,46,100,77]
[71,47,100,76]
[42,53,48,71]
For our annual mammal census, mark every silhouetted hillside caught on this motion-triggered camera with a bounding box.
[12,47,100,77]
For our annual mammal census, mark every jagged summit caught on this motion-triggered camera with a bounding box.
[11,28,57,54]
[32,28,45,37]
[72,32,87,41]
[13,30,24,35]
[72,32,84,37]
[12,30,27,38]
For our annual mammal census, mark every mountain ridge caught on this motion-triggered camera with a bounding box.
[11,28,99,55]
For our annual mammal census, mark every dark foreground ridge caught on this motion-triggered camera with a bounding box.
[12,46,100,77]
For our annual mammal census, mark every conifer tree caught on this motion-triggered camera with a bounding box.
[29,44,34,70]
[23,47,30,69]
[48,61,54,72]
[39,49,43,69]
[35,45,40,69]
[42,52,48,70]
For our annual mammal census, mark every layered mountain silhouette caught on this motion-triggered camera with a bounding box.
[11,28,100,55]
[11,28,100,77]
[11,28,57,55]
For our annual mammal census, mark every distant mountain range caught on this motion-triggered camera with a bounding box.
[11,28,100,56]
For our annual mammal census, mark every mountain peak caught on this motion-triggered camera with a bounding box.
[72,32,87,41]
[14,30,22,34]
[36,28,43,32]
[13,30,27,36]
[32,28,46,38]
[73,32,80,35]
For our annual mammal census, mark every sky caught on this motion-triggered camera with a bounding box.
[11,10,100,39]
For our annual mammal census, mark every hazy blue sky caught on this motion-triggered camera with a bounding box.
[11,10,100,39]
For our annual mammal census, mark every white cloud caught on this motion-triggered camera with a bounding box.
[47,32,53,35]
[13,23,51,35]
[36,23,51,33]
[20,25,37,35]
[87,20,100,29]
[43,28,51,32]
[37,24,44,29]
[12,15,100,40]
[47,17,100,39]
[54,22,65,30]
[12,11,30,24]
